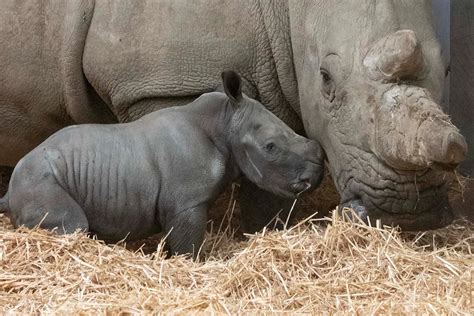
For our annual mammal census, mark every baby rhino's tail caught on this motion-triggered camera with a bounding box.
[0,194,9,213]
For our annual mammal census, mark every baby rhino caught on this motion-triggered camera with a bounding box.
[0,71,324,258]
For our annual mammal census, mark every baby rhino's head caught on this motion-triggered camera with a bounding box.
[221,71,325,198]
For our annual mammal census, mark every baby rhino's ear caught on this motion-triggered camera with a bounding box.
[221,71,243,103]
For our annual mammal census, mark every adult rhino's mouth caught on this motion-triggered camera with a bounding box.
[339,179,452,231]
[335,149,453,231]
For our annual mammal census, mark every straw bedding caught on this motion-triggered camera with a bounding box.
[0,193,473,314]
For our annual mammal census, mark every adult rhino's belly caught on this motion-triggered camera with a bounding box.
[335,147,452,230]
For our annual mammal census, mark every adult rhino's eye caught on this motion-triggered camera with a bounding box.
[321,70,331,83]
[320,68,335,101]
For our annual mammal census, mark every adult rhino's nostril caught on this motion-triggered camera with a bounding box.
[443,132,468,165]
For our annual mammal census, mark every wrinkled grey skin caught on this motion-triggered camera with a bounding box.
[0,0,467,231]
[0,71,324,258]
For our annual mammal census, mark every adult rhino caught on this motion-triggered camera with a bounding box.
[0,0,467,231]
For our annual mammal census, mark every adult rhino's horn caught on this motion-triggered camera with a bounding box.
[363,30,426,81]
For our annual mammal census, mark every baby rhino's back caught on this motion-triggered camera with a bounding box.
[9,124,162,240]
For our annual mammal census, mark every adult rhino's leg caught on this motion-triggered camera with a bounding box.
[238,177,294,233]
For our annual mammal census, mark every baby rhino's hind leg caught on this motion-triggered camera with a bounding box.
[10,172,89,234]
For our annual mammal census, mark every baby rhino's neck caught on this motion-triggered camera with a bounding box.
[185,93,235,152]
[184,92,241,178]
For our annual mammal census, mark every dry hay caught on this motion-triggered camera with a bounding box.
[0,201,473,314]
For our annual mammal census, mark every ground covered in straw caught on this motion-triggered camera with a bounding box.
[0,202,472,314]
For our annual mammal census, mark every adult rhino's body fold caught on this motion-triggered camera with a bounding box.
[0,1,116,166]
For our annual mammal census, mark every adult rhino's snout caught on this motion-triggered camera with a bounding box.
[374,85,467,170]
[418,122,467,166]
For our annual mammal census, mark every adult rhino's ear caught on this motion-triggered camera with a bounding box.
[221,71,243,103]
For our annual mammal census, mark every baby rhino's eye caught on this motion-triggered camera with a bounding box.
[265,142,276,153]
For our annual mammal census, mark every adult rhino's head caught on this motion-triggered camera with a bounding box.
[290,0,467,230]
[221,71,325,198]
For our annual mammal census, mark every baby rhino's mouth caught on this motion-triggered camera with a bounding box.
[291,181,312,195]
[290,163,325,197]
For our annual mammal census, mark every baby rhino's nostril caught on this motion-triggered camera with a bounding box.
[299,173,311,182]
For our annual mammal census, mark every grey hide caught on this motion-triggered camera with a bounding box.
[0,71,324,259]
[0,0,469,231]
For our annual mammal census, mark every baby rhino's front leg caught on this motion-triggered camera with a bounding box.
[164,205,208,259]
